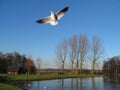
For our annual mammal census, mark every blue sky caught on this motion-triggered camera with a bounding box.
[0,0,120,68]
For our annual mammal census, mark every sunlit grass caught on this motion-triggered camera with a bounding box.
[0,74,102,81]
[0,83,21,90]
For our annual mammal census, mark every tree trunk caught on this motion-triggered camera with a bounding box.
[80,61,82,74]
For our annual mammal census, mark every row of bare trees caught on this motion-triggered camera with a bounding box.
[56,34,104,74]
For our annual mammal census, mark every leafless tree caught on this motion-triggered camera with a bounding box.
[70,35,80,74]
[25,56,34,75]
[69,34,89,74]
[90,36,104,74]
[56,39,68,73]
[68,35,77,71]
[78,34,89,73]
[36,57,41,74]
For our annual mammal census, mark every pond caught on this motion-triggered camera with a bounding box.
[20,77,120,90]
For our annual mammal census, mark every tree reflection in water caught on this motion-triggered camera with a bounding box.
[17,77,120,90]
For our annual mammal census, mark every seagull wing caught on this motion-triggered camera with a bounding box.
[36,16,51,24]
[56,6,69,20]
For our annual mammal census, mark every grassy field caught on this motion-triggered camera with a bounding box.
[0,83,21,90]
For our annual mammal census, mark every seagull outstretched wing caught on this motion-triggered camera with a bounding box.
[36,17,50,24]
[56,6,69,20]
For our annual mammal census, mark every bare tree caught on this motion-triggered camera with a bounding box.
[56,39,68,73]
[36,57,41,74]
[25,56,34,76]
[68,34,89,74]
[78,34,89,73]
[90,36,104,74]
[69,35,80,74]
[68,35,77,72]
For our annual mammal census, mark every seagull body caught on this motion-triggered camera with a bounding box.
[36,6,69,26]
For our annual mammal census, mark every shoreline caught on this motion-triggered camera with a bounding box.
[0,74,103,90]
[0,74,103,81]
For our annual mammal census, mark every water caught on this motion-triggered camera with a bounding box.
[21,77,120,90]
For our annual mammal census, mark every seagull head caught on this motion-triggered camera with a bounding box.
[50,11,54,15]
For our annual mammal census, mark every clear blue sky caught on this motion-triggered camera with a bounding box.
[0,0,120,68]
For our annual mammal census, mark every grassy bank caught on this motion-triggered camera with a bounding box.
[0,74,103,81]
[0,83,21,90]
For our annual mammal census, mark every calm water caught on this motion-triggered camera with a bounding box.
[20,77,120,90]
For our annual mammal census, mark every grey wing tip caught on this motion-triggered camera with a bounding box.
[36,19,44,24]
[63,6,69,12]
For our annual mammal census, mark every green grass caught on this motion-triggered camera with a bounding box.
[0,74,103,81]
[0,83,21,90]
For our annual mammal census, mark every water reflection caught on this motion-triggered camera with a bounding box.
[19,81,31,90]
[61,79,64,90]
[37,81,40,90]
[17,77,120,90]
[80,78,83,90]
[10,80,31,90]
[91,78,95,90]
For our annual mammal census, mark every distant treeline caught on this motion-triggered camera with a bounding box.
[0,52,36,74]
[103,56,120,77]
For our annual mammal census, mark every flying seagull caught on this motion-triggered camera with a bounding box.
[36,6,69,26]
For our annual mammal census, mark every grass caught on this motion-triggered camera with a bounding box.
[0,74,103,81]
[0,83,21,90]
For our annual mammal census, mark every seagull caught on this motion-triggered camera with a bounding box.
[36,6,69,26]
